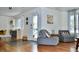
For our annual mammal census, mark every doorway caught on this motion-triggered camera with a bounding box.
[33,15,38,39]
[29,13,41,41]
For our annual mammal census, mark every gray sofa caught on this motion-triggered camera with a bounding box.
[59,30,75,42]
[37,29,59,45]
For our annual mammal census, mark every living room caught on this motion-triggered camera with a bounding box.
[0,7,78,52]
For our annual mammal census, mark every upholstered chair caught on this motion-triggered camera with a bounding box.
[59,30,75,42]
[37,29,59,45]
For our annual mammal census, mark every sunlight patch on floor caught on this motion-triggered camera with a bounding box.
[70,47,76,52]
[31,42,38,52]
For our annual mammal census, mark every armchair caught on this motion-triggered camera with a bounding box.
[37,29,59,45]
[59,30,75,42]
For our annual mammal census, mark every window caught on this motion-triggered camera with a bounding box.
[76,14,78,33]
[69,11,79,34]
[69,14,74,33]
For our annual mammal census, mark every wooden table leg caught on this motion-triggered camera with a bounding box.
[76,39,79,52]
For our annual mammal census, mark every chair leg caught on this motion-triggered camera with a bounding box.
[76,42,78,52]
[76,39,79,52]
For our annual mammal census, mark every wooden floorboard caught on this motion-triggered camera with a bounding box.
[0,40,32,52]
[0,40,76,52]
[38,42,75,52]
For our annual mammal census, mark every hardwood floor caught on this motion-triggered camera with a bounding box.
[0,40,76,52]
[0,40,33,52]
[38,42,75,52]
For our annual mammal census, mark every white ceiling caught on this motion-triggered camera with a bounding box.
[49,7,79,11]
[0,7,35,16]
[0,7,78,17]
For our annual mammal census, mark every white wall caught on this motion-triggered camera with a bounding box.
[0,16,26,39]
[0,16,11,35]
[0,8,68,40]
[40,8,59,33]
[40,8,68,34]
[59,11,68,30]
[14,7,68,40]
[15,8,42,40]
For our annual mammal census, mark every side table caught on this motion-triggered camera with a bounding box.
[22,36,27,41]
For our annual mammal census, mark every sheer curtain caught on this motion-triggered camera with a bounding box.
[68,9,78,38]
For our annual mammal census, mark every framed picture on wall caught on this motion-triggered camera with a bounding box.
[47,15,53,24]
